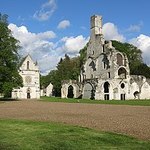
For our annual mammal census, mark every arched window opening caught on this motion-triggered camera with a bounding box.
[89,61,96,71]
[117,53,123,66]
[118,67,127,79]
[121,83,125,89]
[102,54,109,69]
[27,61,29,70]
[104,82,110,93]
[104,82,110,100]
[67,85,74,98]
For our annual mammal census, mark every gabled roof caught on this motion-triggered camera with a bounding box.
[19,54,38,66]
[19,54,31,67]
[19,54,39,71]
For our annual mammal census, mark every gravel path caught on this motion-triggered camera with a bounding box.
[0,100,150,140]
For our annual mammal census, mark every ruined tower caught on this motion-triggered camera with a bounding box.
[87,15,104,59]
[90,15,103,36]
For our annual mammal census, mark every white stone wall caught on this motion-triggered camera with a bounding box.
[61,81,81,98]
[140,82,150,99]
[46,83,53,97]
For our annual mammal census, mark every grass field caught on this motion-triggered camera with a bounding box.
[0,119,150,150]
[41,96,150,106]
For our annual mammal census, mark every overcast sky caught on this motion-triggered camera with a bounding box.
[1,0,150,75]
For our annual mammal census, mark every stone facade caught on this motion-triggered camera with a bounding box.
[61,15,150,100]
[12,55,40,99]
[61,80,81,98]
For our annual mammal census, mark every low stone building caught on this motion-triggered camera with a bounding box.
[40,83,53,97]
[61,15,150,100]
[12,55,40,99]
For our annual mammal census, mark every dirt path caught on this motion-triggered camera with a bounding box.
[0,100,150,140]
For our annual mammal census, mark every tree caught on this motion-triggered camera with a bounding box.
[131,63,150,78]
[41,54,81,96]
[0,13,23,97]
[56,54,80,80]
[79,44,88,67]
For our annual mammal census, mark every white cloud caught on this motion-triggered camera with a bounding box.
[103,22,125,42]
[102,22,150,65]
[8,23,58,74]
[130,34,150,65]
[8,23,88,74]
[57,20,70,29]
[60,35,89,55]
[33,0,57,21]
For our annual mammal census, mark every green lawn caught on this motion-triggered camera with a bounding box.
[40,96,150,106]
[0,119,150,150]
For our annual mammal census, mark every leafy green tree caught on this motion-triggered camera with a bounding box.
[41,54,81,96]
[56,54,80,80]
[0,13,23,97]
[79,44,88,66]
[131,63,150,78]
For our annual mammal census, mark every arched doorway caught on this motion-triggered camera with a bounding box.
[83,83,95,100]
[67,85,74,98]
[104,82,110,100]
[27,88,31,99]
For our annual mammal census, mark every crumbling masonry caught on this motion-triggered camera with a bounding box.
[61,15,150,100]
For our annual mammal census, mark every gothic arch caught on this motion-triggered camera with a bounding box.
[103,81,110,100]
[61,81,81,99]
[118,67,127,79]
[117,53,123,66]
[104,82,110,93]
[67,85,74,98]
[83,82,95,100]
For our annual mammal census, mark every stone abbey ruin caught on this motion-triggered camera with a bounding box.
[61,15,150,100]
